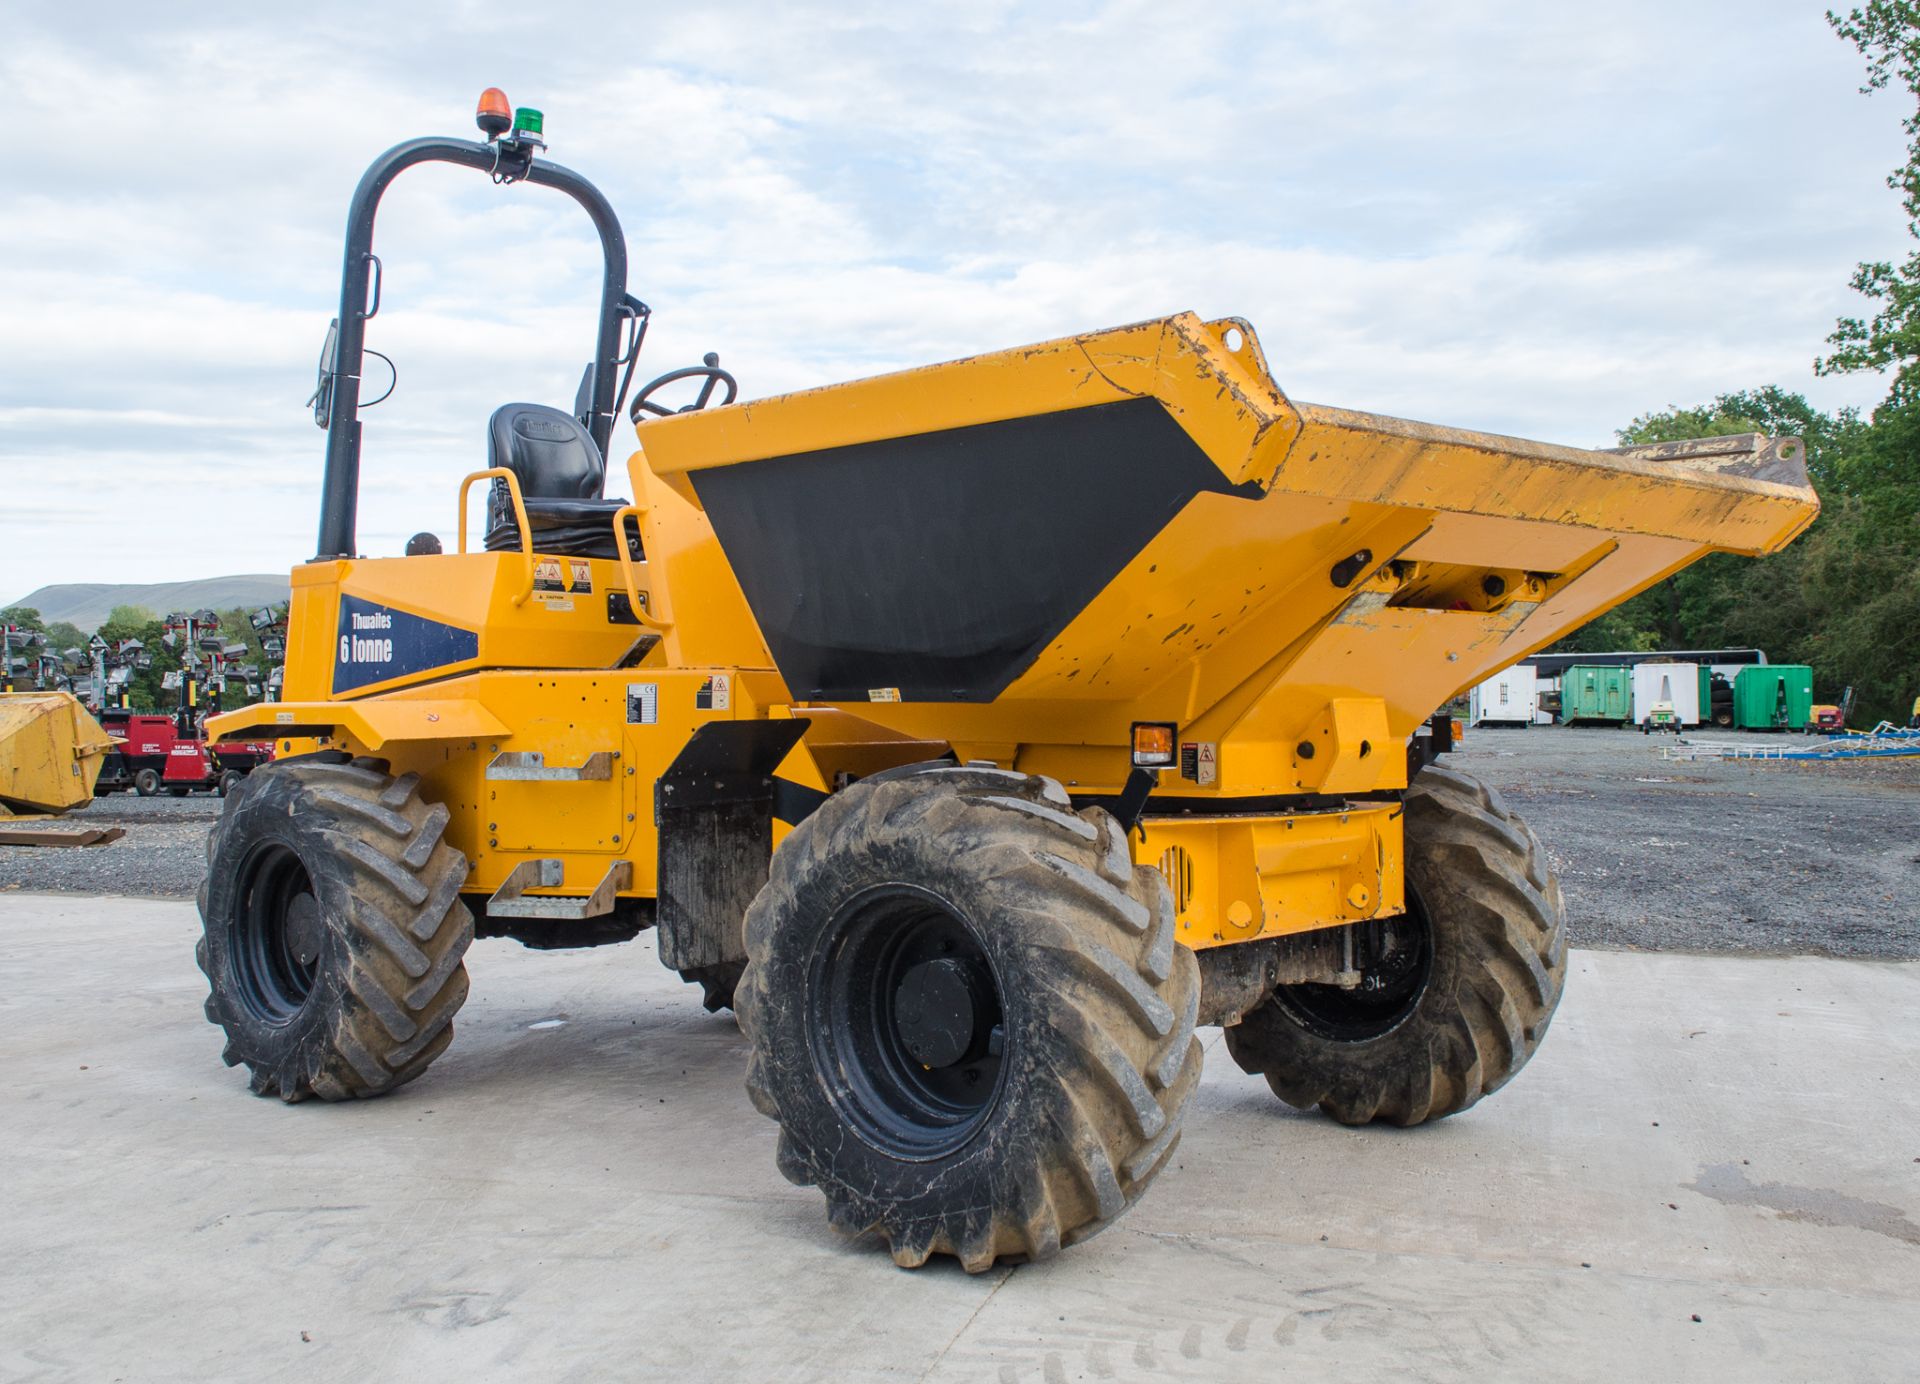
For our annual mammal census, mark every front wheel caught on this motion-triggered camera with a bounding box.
[1224,763,1567,1125]
[738,766,1202,1272]
[196,755,474,1101]
[133,767,160,797]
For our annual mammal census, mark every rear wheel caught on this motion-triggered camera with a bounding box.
[217,769,244,797]
[133,767,160,797]
[738,766,1202,1271]
[1224,763,1566,1125]
[196,755,473,1101]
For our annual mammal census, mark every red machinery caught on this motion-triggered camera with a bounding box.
[94,709,275,797]
[92,609,281,796]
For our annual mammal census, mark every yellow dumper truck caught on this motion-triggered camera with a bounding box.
[202,94,1819,1271]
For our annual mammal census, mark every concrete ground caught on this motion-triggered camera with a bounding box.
[3,896,1916,1383]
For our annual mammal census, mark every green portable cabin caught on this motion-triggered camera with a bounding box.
[1732,664,1813,730]
[1560,665,1633,725]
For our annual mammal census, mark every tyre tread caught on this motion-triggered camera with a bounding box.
[737,765,1202,1271]
[1225,763,1567,1125]
[197,759,473,1103]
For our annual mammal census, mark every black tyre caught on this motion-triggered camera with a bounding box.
[737,766,1202,1272]
[217,768,244,797]
[679,960,744,1013]
[133,766,160,797]
[196,756,473,1102]
[1225,763,1566,1126]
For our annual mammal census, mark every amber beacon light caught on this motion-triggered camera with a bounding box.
[475,87,512,139]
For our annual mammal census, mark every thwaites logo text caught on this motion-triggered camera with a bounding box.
[340,608,394,666]
[333,595,478,693]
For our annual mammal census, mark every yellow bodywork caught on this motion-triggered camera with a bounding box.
[0,692,117,815]
[211,313,1818,952]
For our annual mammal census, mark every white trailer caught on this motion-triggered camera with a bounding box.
[1470,666,1539,727]
[1632,661,1701,727]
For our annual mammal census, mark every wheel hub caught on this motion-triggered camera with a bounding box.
[894,958,986,1068]
[229,843,321,1024]
[812,884,1010,1159]
[285,892,323,967]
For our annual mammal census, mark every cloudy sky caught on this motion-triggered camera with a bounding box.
[0,2,1906,603]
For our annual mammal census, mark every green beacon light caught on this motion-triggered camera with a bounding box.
[512,107,545,148]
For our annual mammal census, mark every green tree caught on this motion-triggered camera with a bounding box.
[1602,393,1847,654]
[43,622,87,655]
[1817,3,1920,719]
[97,604,160,644]
[1813,5,1920,521]
[1546,388,1915,723]
[1819,3,1920,397]
[1544,9,1920,725]
[95,605,179,711]
[1540,607,1659,656]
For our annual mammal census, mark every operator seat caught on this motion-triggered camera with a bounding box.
[484,403,639,561]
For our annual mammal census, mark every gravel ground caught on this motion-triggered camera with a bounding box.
[4,729,1915,956]
[0,792,218,900]
[1455,727,1920,960]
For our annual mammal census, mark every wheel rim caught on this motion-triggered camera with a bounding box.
[1271,884,1436,1042]
[811,883,1009,1160]
[230,843,323,1024]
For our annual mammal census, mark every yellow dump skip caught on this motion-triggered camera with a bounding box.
[0,693,117,815]
[639,312,1816,555]
[628,312,1818,757]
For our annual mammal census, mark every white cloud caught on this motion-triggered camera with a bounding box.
[0,1,1907,600]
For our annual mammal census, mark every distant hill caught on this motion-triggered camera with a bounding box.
[4,575,292,631]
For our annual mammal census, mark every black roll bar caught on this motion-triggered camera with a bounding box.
[313,136,630,560]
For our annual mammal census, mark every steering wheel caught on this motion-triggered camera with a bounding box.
[630,352,738,421]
